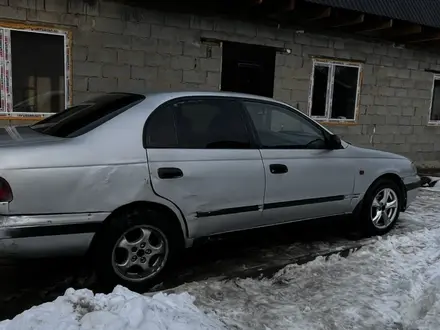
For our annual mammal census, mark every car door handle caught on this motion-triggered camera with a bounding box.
[269,164,288,174]
[158,167,183,179]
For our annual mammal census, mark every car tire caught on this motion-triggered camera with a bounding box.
[358,179,402,237]
[93,207,181,292]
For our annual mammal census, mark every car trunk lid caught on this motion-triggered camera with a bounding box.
[0,126,63,148]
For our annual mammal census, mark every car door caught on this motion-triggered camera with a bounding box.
[241,99,356,224]
[144,96,266,238]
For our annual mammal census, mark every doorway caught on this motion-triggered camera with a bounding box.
[221,42,276,98]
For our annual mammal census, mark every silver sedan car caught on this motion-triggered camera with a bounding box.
[0,92,420,291]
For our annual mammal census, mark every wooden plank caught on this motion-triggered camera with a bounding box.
[354,19,393,33]
[302,7,332,22]
[267,0,296,18]
[386,24,423,37]
[330,14,364,28]
[395,24,422,36]
[406,33,440,43]
[285,0,295,11]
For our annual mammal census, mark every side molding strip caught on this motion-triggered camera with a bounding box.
[0,222,101,239]
[196,195,346,218]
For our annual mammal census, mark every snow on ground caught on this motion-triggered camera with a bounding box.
[2,186,440,330]
[422,176,440,193]
[173,187,440,330]
[178,226,440,330]
[0,286,225,330]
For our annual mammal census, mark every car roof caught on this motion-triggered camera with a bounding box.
[132,91,334,136]
[88,91,333,139]
[138,91,290,107]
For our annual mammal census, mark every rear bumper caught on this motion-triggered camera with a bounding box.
[0,212,108,258]
[403,176,421,210]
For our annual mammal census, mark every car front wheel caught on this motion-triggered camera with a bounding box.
[359,179,401,236]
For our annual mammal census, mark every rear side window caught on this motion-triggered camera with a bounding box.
[30,93,145,138]
[145,98,251,149]
[145,105,178,148]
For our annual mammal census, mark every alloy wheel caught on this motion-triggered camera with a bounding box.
[370,188,399,230]
[111,225,169,282]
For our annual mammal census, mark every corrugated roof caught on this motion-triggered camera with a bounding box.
[304,0,440,28]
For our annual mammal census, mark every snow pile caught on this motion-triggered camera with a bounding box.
[178,226,440,330]
[0,285,225,330]
[422,176,440,192]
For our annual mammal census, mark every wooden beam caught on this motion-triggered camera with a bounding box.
[262,0,295,12]
[282,0,295,12]
[384,24,422,38]
[302,7,331,22]
[329,14,364,28]
[266,0,296,19]
[406,33,440,43]
[351,18,393,33]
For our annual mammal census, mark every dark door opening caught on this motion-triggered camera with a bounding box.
[221,42,276,98]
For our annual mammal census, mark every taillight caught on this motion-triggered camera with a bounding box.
[0,177,12,202]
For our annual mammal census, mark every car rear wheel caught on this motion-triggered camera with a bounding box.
[359,179,401,236]
[93,207,179,292]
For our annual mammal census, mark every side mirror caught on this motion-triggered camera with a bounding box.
[327,134,342,150]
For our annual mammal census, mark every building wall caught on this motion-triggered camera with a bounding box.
[1,0,440,166]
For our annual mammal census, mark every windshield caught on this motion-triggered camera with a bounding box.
[30,93,145,138]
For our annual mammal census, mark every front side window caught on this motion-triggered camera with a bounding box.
[243,101,327,149]
[145,98,251,149]
[0,25,71,119]
[30,93,145,138]
[309,60,362,122]
[429,75,440,123]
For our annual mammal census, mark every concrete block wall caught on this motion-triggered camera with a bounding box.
[1,0,440,165]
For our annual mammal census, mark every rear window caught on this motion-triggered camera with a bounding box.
[30,93,145,138]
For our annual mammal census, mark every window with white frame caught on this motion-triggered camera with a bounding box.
[429,74,440,123]
[0,25,70,119]
[308,60,362,122]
